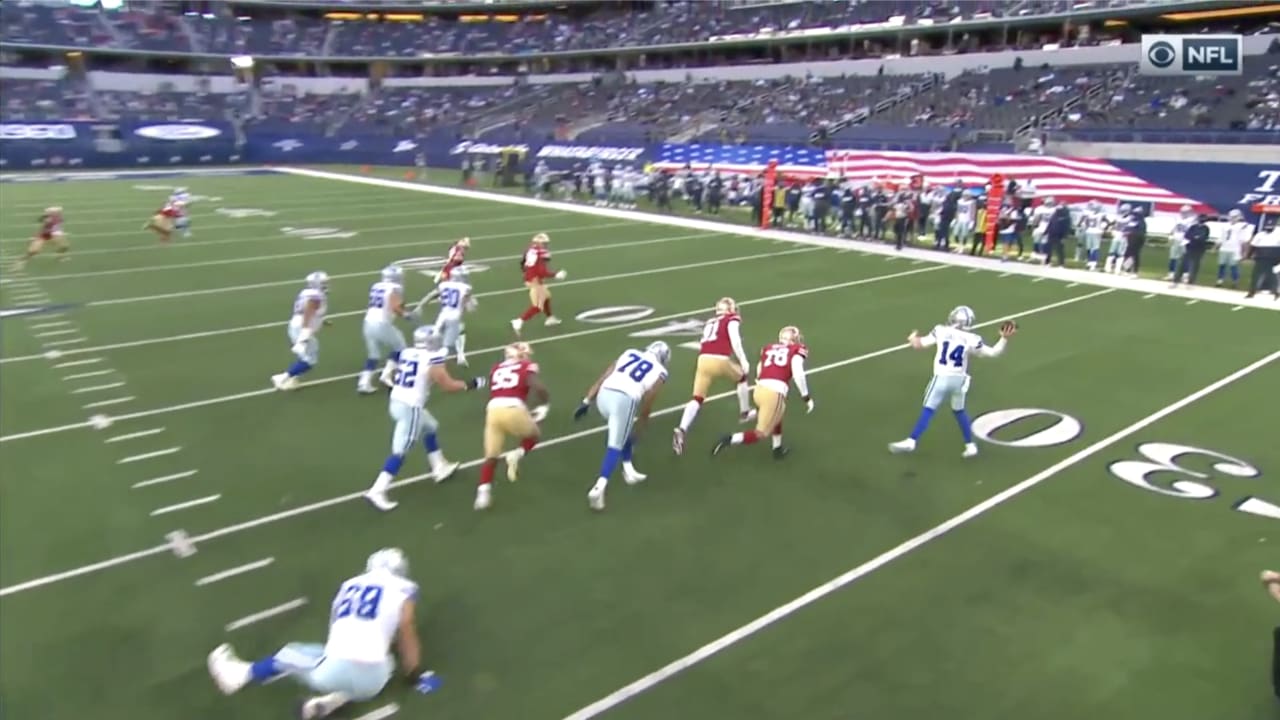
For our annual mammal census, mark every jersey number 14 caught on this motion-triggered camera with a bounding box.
[938,341,965,368]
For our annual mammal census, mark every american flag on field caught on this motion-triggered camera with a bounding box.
[824,150,1210,213]
[653,144,1210,214]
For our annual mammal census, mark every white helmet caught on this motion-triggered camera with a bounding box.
[382,265,404,283]
[1180,204,1193,217]
[948,305,976,329]
[366,548,409,578]
[174,186,187,194]
[504,342,532,360]
[645,341,671,366]
[778,326,803,345]
[1228,208,1244,221]
[714,297,738,316]
[305,271,329,290]
[1119,203,1132,216]
[413,325,442,350]
[451,266,470,285]
[1087,199,1100,211]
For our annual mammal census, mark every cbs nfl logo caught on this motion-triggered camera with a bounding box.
[1141,35,1242,76]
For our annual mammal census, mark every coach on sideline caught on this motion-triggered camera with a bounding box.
[1245,222,1280,300]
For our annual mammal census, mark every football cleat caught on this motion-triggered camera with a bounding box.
[740,409,758,424]
[544,316,562,327]
[588,485,606,511]
[505,448,524,481]
[622,463,647,485]
[474,484,492,511]
[510,318,524,335]
[962,443,979,459]
[772,446,790,460]
[207,644,251,696]
[364,490,398,512]
[271,373,298,391]
[433,461,459,483]
[672,427,686,455]
[888,438,917,454]
[712,435,732,456]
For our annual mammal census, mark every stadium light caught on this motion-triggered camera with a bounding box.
[230,56,255,70]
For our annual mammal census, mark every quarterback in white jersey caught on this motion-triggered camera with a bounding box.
[364,326,485,511]
[207,548,434,719]
[1217,208,1253,287]
[889,305,1015,458]
[432,267,476,366]
[272,271,328,392]
[575,341,670,511]
[359,265,408,394]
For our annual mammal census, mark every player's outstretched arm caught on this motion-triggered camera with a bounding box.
[575,364,613,419]
[634,378,665,434]
[427,363,482,392]
[397,598,421,678]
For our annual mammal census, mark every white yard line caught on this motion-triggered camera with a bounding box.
[150,494,221,516]
[117,447,181,464]
[225,598,308,632]
[195,557,275,586]
[0,288,1111,597]
[34,328,78,338]
[105,427,165,443]
[32,318,72,328]
[562,345,1280,720]
[353,704,399,720]
[82,396,134,409]
[71,381,126,394]
[132,469,199,488]
[43,337,86,347]
[0,242,818,363]
[63,369,114,381]
[0,265,947,442]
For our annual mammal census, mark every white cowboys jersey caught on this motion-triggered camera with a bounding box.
[1172,216,1194,243]
[1081,209,1106,233]
[364,281,403,324]
[957,197,976,221]
[389,346,448,408]
[599,348,668,401]
[1220,221,1254,253]
[290,288,327,331]
[922,325,989,378]
[434,279,471,321]
[324,569,419,663]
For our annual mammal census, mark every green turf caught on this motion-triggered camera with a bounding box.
[1,170,1278,720]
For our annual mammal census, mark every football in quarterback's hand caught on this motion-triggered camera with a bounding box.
[1000,320,1018,336]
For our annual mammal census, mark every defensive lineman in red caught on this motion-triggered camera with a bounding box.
[510,232,567,335]
[435,236,470,282]
[16,206,68,268]
[713,326,814,459]
[672,297,756,455]
[476,342,550,510]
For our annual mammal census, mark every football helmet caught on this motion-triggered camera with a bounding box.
[46,206,61,215]
[366,548,409,578]
[1118,203,1132,216]
[1180,204,1193,218]
[1043,196,1056,206]
[413,326,442,350]
[948,305,976,329]
[504,342,532,360]
[305,271,329,290]
[381,265,404,283]
[532,232,550,245]
[1228,208,1244,221]
[451,267,470,285]
[778,326,803,345]
[1087,199,1101,212]
[715,297,738,316]
[646,341,671,366]
[458,236,471,248]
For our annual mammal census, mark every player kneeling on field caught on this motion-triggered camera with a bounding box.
[575,341,670,511]
[713,326,813,459]
[476,342,549,510]
[207,549,439,719]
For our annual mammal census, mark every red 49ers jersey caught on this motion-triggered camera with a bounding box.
[488,359,539,403]
[38,213,61,237]
[757,342,807,385]
[159,204,180,218]
[442,242,466,275]
[522,244,550,282]
[699,313,741,357]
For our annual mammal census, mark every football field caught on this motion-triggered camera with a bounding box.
[2,169,1279,720]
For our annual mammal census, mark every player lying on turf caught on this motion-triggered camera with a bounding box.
[575,341,670,511]
[511,232,567,335]
[713,326,813,459]
[272,271,328,391]
[16,206,68,268]
[476,342,549,510]
[365,326,486,512]
[888,305,1016,458]
[207,548,438,719]
[673,297,756,455]
[359,265,408,394]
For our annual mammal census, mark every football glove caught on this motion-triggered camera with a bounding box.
[531,404,549,422]
[803,395,815,413]
[414,670,442,695]
[467,376,487,391]
[554,269,568,280]
[573,400,591,421]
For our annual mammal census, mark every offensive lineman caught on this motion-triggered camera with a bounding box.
[365,326,486,511]
[476,342,550,510]
[207,548,436,719]
[358,265,408,394]
[574,341,671,511]
[888,306,1016,458]
[511,232,567,335]
[673,297,755,455]
[272,271,328,391]
[712,326,813,459]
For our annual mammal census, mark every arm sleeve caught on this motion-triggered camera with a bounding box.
[790,355,811,397]
[728,320,748,368]
[975,337,1007,358]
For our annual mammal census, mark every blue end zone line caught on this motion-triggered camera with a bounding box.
[277,166,1280,313]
